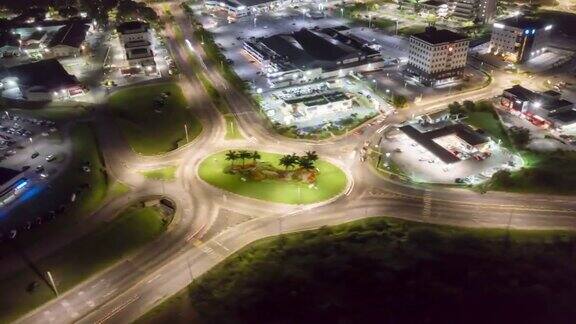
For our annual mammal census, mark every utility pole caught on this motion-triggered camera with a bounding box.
[184,124,189,143]
[47,271,58,296]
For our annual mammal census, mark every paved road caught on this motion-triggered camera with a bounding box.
[12,3,576,324]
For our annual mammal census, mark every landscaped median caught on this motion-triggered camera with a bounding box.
[141,166,178,181]
[198,150,348,204]
[0,201,174,323]
[108,83,202,155]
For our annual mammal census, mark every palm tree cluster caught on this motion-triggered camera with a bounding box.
[279,151,318,171]
[225,150,319,171]
[226,150,261,167]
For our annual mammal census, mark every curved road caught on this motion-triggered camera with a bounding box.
[13,3,576,324]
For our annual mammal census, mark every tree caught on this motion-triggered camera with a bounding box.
[279,154,297,170]
[491,170,513,187]
[225,150,238,166]
[448,101,465,116]
[509,126,531,148]
[305,151,318,163]
[392,95,408,109]
[297,157,315,170]
[462,100,475,112]
[251,151,261,164]
[238,150,251,166]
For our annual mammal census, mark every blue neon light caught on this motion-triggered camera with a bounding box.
[524,30,530,35]
[15,180,28,191]
[532,29,536,34]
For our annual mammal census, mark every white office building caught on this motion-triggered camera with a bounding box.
[406,27,469,86]
[489,17,552,63]
[452,0,497,23]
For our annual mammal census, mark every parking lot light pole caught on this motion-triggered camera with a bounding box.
[47,271,58,296]
[184,124,189,143]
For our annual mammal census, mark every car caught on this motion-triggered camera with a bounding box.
[21,165,30,171]
[35,165,44,173]
[82,165,91,173]
[45,154,56,162]
[31,152,39,159]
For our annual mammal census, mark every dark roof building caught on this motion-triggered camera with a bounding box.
[499,17,547,30]
[400,123,489,164]
[412,27,468,45]
[48,22,89,48]
[0,167,19,186]
[246,27,381,71]
[0,32,20,48]
[0,59,79,92]
[117,21,149,34]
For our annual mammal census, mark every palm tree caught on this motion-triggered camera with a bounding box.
[251,151,261,164]
[297,157,315,170]
[225,150,238,166]
[238,150,251,166]
[304,151,318,163]
[279,154,295,170]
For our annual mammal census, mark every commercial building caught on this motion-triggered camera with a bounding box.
[204,0,296,19]
[0,168,28,208]
[47,22,90,58]
[117,21,156,74]
[117,21,151,44]
[400,120,491,164]
[489,17,552,63]
[501,85,576,131]
[0,59,84,101]
[406,27,469,86]
[280,90,352,124]
[452,0,497,23]
[244,27,384,88]
[0,32,21,58]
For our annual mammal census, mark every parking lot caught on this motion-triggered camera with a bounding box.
[0,111,72,221]
[194,3,411,92]
[380,127,521,184]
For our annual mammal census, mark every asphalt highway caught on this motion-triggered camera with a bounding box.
[12,3,576,324]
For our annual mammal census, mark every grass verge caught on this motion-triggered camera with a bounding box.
[198,151,347,204]
[139,216,576,324]
[140,166,178,181]
[0,205,171,323]
[108,83,202,155]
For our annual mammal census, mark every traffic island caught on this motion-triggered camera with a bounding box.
[198,150,347,204]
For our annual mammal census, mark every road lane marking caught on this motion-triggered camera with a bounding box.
[95,295,141,324]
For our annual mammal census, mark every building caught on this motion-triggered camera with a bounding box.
[0,168,28,208]
[47,22,90,58]
[420,0,451,18]
[244,27,384,87]
[406,27,469,86]
[280,90,352,124]
[117,21,151,44]
[117,21,156,74]
[204,0,296,19]
[0,32,21,58]
[501,85,576,130]
[0,59,84,101]
[400,121,491,164]
[452,0,497,23]
[489,17,553,63]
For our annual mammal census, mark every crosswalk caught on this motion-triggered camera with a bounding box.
[422,190,432,218]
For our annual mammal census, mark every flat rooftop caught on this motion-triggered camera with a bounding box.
[400,122,488,164]
[504,85,573,112]
[285,91,349,107]
[0,59,78,90]
[48,22,89,48]
[0,167,20,186]
[247,27,380,71]
[499,17,547,30]
[412,27,468,45]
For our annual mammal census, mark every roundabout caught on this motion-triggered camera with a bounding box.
[198,150,348,205]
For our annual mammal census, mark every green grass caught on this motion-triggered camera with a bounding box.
[0,205,170,323]
[465,111,513,149]
[198,151,347,204]
[397,24,427,36]
[108,83,202,155]
[108,180,131,199]
[224,115,243,139]
[140,166,178,181]
[139,216,576,324]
